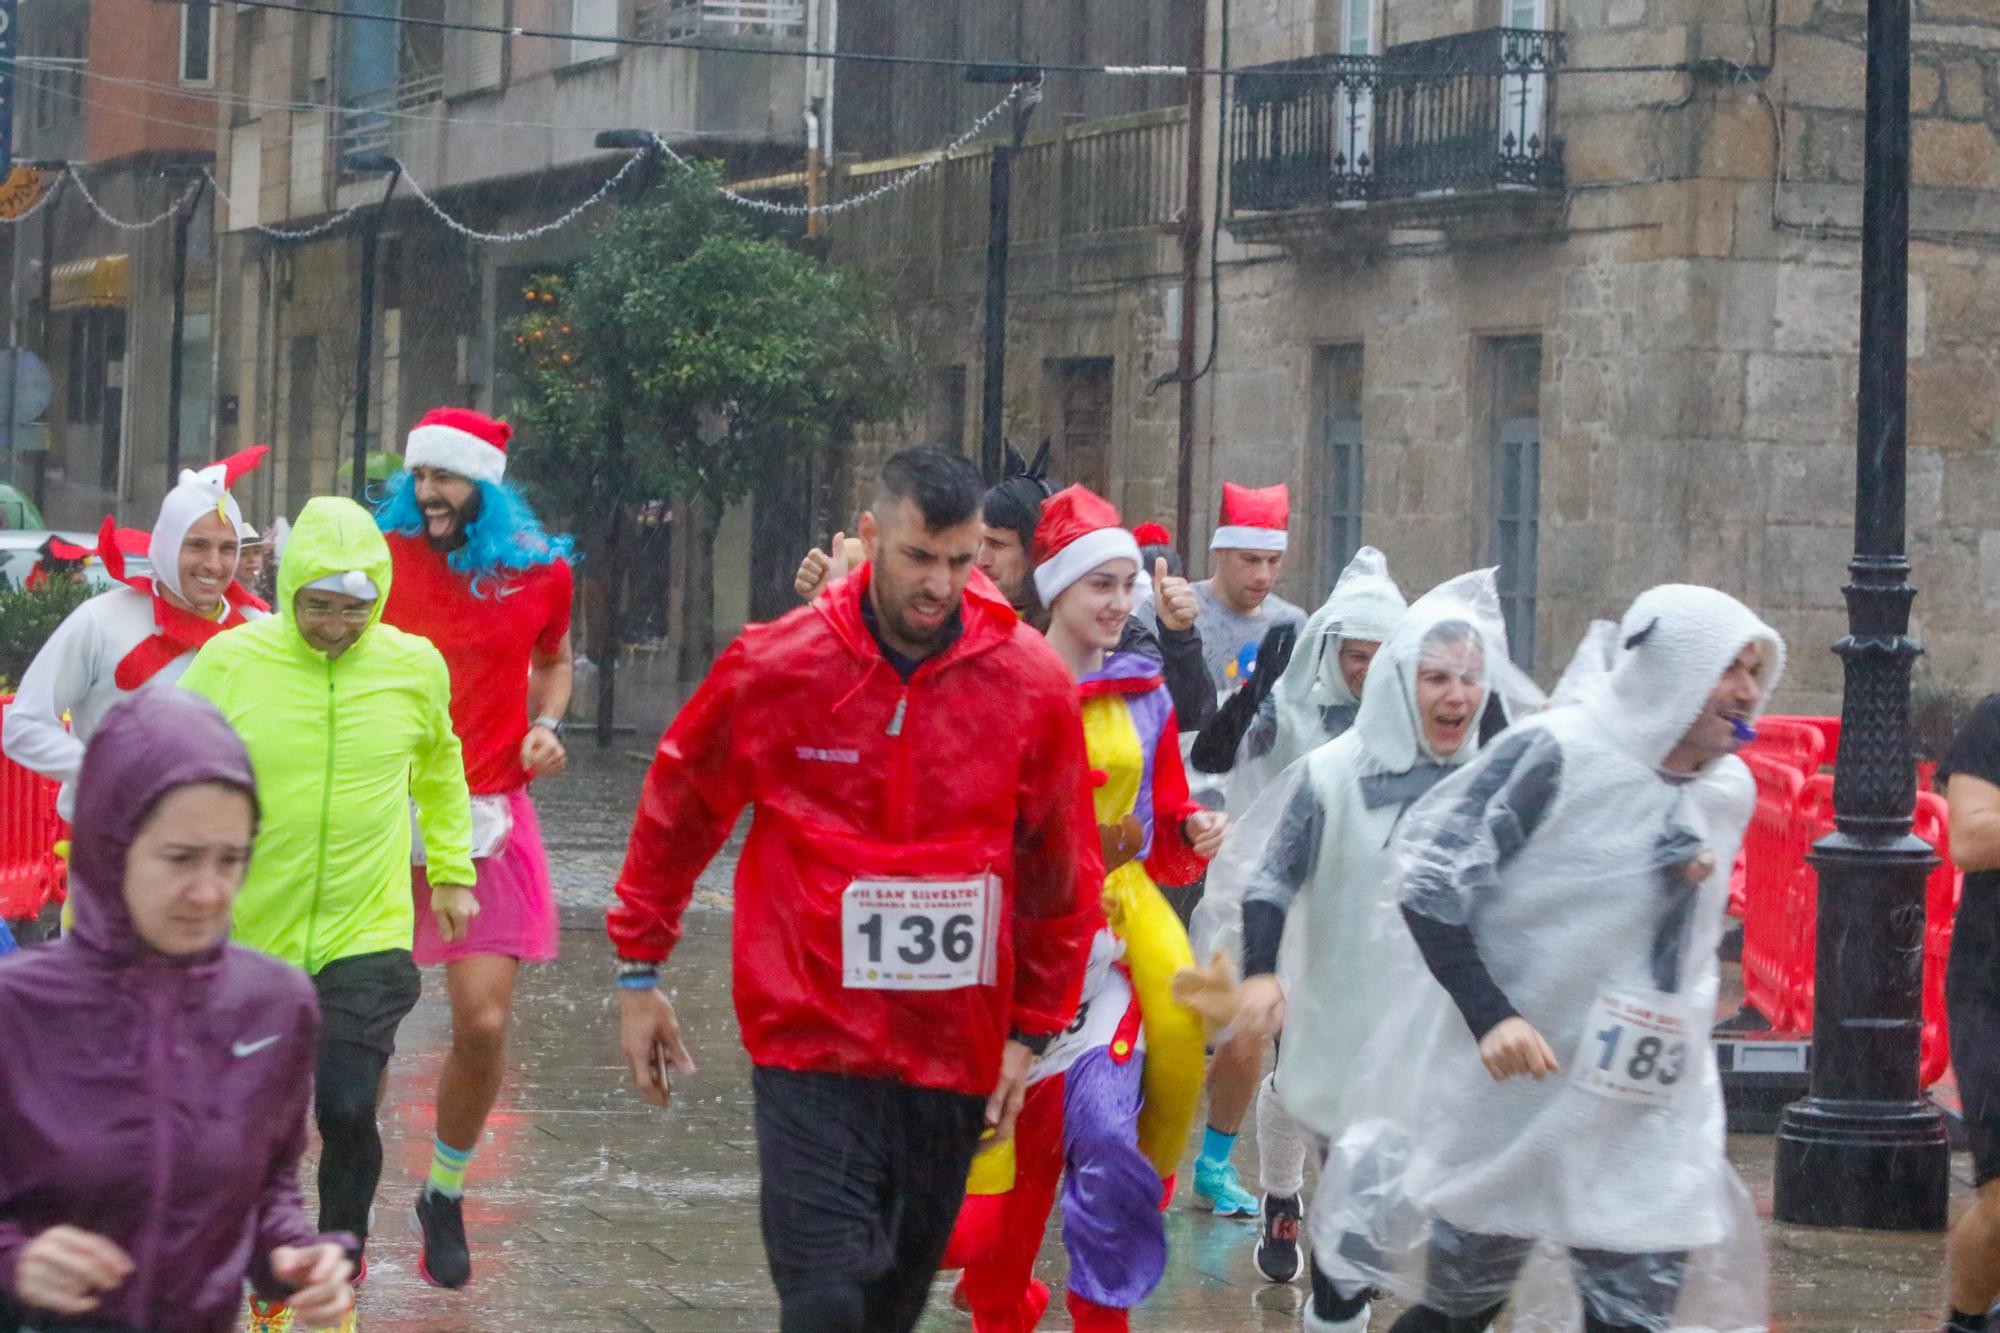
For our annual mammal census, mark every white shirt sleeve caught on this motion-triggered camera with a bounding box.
[2,602,99,786]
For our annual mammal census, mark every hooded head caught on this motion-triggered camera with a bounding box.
[1353,568,1545,775]
[67,691,258,963]
[1585,584,1786,771]
[1285,549,1407,707]
[281,497,395,660]
[150,447,268,611]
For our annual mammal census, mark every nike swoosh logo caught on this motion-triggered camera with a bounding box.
[232,1035,281,1058]
[494,584,524,598]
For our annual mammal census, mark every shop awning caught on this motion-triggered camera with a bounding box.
[50,254,129,310]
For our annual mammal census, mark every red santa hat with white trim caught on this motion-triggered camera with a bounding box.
[1032,484,1143,606]
[1210,481,1290,553]
[403,406,511,484]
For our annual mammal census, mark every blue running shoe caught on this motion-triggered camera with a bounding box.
[1193,1154,1259,1216]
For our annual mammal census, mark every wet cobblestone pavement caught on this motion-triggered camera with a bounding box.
[318,745,1970,1331]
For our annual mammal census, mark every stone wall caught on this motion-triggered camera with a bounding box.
[795,0,2000,722]
[1190,0,2000,715]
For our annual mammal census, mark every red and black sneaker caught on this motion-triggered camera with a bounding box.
[1255,1192,1305,1283]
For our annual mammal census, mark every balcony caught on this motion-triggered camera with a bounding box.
[339,64,445,163]
[1229,28,1563,238]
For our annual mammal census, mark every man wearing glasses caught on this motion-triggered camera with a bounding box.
[180,495,475,1333]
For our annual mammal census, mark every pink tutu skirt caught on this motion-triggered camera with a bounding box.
[412,785,560,965]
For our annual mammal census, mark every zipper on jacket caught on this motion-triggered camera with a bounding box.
[307,660,337,973]
[885,685,914,842]
[132,979,176,1312]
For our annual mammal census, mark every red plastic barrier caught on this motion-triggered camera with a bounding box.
[0,695,68,922]
[1914,792,1959,1090]
[1733,715,1960,1090]
[1744,717,1829,776]
[1738,751,1809,1035]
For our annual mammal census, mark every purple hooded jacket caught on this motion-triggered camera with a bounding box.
[0,691,337,1333]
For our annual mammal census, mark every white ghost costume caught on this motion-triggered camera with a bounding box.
[1189,547,1407,965]
[1312,584,1784,1333]
[1240,570,1541,1142]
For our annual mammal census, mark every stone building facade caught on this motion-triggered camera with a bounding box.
[824,0,2000,714]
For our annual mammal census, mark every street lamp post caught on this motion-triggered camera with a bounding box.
[1771,0,1950,1232]
[969,69,1040,485]
[346,153,400,502]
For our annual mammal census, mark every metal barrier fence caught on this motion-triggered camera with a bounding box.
[1732,715,1954,1089]
[0,695,66,924]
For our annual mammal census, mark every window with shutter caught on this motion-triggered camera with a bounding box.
[445,0,506,95]
[227,122,263,232]
[1313,345,1365,579]
[1486,336,1542,671]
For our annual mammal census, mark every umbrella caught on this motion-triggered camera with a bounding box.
[0,483,43,530]
[335,451,405,486]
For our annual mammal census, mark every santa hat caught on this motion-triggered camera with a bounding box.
[1132,522,1172,548]
[150,446,269,605]
[404,407,511,484]
[1210,482,1290,553]
[1032,485,1142,606]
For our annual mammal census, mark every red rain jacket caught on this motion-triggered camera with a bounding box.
[608,565,1102,1097]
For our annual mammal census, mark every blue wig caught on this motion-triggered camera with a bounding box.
[374,470,576,597]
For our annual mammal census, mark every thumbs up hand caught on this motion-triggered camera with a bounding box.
[792,531,849,602]
[1154,557,1197,633]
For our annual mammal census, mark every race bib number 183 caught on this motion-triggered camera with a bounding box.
[1572,988,1691,1106]
[842,875,1000,991]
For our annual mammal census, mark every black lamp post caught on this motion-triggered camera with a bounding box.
[968,69,1040,485]
[345,152,400,503]
[1771,0,1950,1232]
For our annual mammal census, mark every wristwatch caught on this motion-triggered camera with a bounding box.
[614,958,659,990]
[1010,1028,1054,1056]
[532,715,566,737]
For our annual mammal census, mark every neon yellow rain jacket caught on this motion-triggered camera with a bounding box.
[180,496,475,974]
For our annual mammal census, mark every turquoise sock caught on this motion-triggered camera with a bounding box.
[1201,1126,1238,1163]
[427,1139,475,1199]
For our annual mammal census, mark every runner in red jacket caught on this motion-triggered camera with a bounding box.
[609,446,1101,1333]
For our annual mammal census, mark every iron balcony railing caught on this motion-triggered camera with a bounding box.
[1230,27,1563,213]
[339,66,444,160]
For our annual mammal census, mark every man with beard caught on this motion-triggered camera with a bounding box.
[795,443,1213,729]
[369,407,575,1292]
[613,446,1100,1332]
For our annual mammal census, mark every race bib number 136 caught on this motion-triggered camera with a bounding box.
[842,875,1000,991]
[1571,987,1691,1107]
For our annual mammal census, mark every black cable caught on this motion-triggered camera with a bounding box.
[201,0,1703,81]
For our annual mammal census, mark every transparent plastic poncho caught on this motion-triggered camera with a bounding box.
[1213,547,1409,815]
[1309,586,1787,1333]
[1190,567,1540,982]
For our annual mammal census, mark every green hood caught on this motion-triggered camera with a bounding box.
[277,496,395,645]
[179,493,474,972]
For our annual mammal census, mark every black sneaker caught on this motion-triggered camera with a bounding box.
[413,1190,471,1289]
[1255,1192,1305,1283]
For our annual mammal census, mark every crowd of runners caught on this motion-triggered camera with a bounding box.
[3,417,1999,1333]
